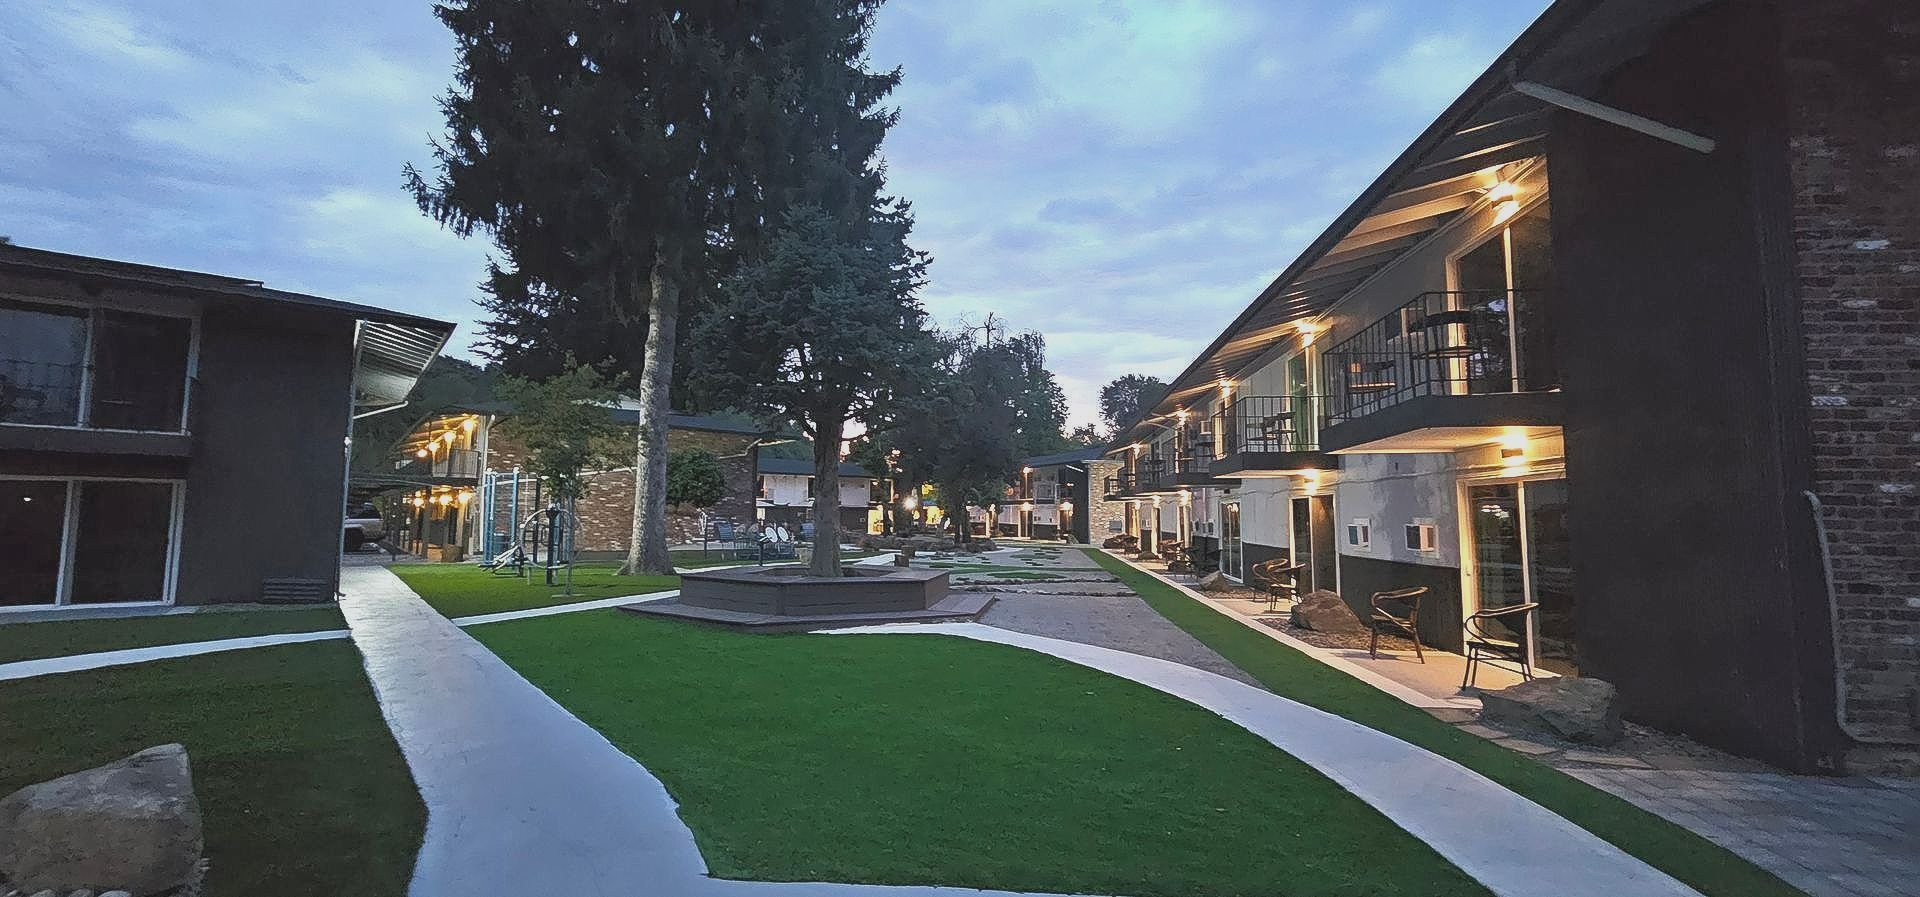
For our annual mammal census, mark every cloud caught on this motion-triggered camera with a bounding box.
[1,0,1552,428]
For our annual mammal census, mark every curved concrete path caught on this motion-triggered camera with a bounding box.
[339,566,1079,897]
[829,622,1702,897]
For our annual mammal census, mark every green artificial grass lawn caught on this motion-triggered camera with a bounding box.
[1079,547,1806,897]
[471,611,1489,897]
[0,606,346,665]
[0,641,424,896]
[389,562,679,618]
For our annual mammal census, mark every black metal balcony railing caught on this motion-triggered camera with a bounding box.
[1104,471,1137,496]
[1134,457,1167,491]
[1320,289,1559,425]
[1214,395,1324,454]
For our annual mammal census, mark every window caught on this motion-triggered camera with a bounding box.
[0,478,179,608]
[0,300,192,432]
[1346,518,1371,550]
[1405,520,1438,553]
[0,301,89,426]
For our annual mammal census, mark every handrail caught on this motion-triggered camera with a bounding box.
[1320,289,1557,425]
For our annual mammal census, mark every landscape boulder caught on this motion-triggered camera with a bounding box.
[1289,590,1367,635]
[1196,570,1229,592]
[1480,677,1625,745]
[0,745,203,896]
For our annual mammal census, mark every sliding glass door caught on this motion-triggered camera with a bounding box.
[1466,477,1576,675]
[0,478,179,608]
[1218,499,1242,579]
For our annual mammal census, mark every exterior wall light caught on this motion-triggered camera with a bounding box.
[1489,182,1521,225]
[415,447,429,459]
[901,495,919,511]
[1499,430,1529,467]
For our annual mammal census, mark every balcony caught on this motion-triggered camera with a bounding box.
[0,354,197,458]
[1102,471,1137,499]
[1208,395,1338,477]
[1317,290,1562,453]
[393,448,482,482]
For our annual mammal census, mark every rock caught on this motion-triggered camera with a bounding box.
[98,893,131,897]
[66,890,94,897]
[0,744,203,896]
[1197,570,1229,592]
[1290,590,1367,635]
[1480,677,1625,746]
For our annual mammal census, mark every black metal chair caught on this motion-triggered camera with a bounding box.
[1462,602,1539,687]
[1368,587,1430,662]
[1250,559,1306,612]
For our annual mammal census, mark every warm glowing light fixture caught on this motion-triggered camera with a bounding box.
[462,417,477,432]
[1498,429,1529,467]
[901,495,919,511]
[1021,502,1034,512]
[1218,378,1235,397]
[415,447,429,459]
[1022,466,1033,475]
[1488,182,1521,224]
[1296,321,1325,346]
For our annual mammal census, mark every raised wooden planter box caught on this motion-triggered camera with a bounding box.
[678,565,948,616]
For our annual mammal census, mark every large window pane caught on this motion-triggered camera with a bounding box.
[0,301,88,426]
[90,311,191,431]
[70,481,175,604]
[1,481,68,606]
[1525,478,1578,676]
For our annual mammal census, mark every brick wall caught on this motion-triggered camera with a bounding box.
[484,422,760,553]
[1783,0,1920,754]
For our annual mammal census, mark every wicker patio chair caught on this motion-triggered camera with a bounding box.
[1368,586,1430,662]
[1249,558,1306,612]
[1462,602,1539,687]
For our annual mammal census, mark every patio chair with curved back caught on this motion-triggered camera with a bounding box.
[1249,558,1306,613]
[1462,602,1539,688]
[1368,586,1430,662]
[1161,542,1192,574]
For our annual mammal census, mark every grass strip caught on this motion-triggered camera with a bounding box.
[0,606,345,665]
[473,610,1491,897]
[0,641,424,895]
[1079,547,1804,897]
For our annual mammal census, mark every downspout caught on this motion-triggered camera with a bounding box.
[1804,490,1907,745]
[335,321,365,595]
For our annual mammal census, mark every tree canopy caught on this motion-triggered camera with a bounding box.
[495,361,623,503]
[692,204,930,574]
[891,326,1027,544]
[1099,374,1170,436]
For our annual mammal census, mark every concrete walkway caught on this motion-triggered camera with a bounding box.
[0,628,349,682]
[831,622,1703,897]
[338,566,1078,897]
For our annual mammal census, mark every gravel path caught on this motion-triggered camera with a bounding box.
[978,590,1262,687]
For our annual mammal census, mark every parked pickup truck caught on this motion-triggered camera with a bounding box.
[343,504,385,552]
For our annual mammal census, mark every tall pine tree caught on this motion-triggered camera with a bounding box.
[410,1,764,574]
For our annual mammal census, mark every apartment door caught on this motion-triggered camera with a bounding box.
[1219,499,1243,580]
[1465,478,1576,675]
[1289,495,1336,592]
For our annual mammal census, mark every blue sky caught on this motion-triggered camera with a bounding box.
[0,0,1548,427]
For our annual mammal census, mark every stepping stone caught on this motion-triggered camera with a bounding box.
[1458,724,1508,739]
[1498,738,1560,756]
[1561,751,1653,769]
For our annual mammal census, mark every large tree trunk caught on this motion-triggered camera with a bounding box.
[621,256,679,576]
[809,415,845,577]
[943,493,969,547]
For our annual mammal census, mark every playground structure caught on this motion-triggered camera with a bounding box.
[478,468,581,593]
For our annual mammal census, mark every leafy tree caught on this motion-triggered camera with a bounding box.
[1099,373,1170,435]
[409,1,765,575]
[1003,330,1072,456]
[892,327,1023,546]
[692,206,930,575]
[1065,423,1106,448]
[494,361,623,504]
[666,449,728,508]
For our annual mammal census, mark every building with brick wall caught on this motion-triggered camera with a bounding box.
[378,407,778,559]
[1100,0,1916,772]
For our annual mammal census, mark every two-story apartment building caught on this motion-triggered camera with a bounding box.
[990,447,1122,542]
[368,406,778,559]
[1,245,451,609]
[1106,0,1915,772]
[755,456,888,534]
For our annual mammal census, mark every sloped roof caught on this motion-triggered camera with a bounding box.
[1020,447,1110,468]
[1116,0,1714,443]
[756,456,877,479]
[0,243,453,406]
